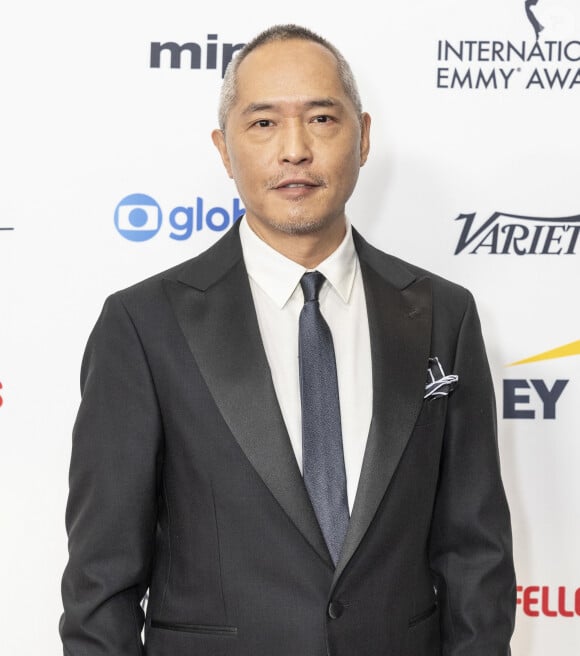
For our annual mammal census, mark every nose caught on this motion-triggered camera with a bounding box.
[278,121,313,165]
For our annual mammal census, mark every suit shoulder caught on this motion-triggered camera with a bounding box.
[393,253,472,301]
[399,255,476,323]
[356,232,473,306]
[108,224,242,306]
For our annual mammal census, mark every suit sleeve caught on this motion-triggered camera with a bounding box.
[60,294,163,655]
[428,292,516,656]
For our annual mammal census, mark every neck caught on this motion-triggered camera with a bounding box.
[245,217,347,269]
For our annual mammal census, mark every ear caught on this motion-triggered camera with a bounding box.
[211,129,234,178]
[359,112,371,167]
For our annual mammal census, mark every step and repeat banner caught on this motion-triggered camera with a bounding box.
[1,0,578,653]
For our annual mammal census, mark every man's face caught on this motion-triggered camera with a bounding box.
[212,39,370,245]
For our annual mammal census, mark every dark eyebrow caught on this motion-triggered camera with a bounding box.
[241,98,342,116]
[304,98,340,110]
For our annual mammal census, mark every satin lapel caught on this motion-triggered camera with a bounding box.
[163,229,332,568]
[333,246,433,585]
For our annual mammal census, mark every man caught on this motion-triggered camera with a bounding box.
[60,24,516,656]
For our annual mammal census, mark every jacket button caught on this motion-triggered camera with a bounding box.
[328,601,344,619]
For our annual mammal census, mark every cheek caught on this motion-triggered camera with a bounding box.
[226,155,268,208]
[229,147,269,182]
[324,135,361,169]
[325,144,362,186]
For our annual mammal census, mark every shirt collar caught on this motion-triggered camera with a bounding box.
[239,217,358,309]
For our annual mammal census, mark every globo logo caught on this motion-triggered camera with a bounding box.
[114,193,245,242]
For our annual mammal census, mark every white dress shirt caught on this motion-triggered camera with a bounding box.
[239,218,373,512]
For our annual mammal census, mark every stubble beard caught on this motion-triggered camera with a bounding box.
[260,173,340,235]
[265,212,331,236]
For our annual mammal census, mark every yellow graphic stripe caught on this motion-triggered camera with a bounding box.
[508,340,580,366]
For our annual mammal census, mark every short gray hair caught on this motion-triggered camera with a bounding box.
[217,24,363,131]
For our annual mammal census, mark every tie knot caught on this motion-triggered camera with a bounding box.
[300,271,325,303]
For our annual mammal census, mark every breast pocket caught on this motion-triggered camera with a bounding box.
[414,396,448,428]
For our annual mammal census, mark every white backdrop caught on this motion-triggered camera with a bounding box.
[1,1,579,653]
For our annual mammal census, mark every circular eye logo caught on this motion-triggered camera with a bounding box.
[115,193,162,241]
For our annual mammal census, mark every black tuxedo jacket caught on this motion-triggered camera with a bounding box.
[60,222,516,656]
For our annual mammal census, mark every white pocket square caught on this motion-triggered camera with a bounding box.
[424,357,459,399]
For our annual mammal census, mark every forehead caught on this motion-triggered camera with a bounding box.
[234,39,346,107]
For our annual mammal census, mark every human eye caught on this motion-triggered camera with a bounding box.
[252,118,274,128]
[311,114,333,124]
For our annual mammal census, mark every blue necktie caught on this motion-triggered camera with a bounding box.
[299,271,349,566]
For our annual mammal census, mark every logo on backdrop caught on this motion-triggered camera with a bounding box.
[114,193,244,242]
[517,585,580,617]
[503,340,579,419]
[150,34,245,78]
[437,1,580,90]
[0,381,4,408]
[453,212,580,255]
[525,0,544,41]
